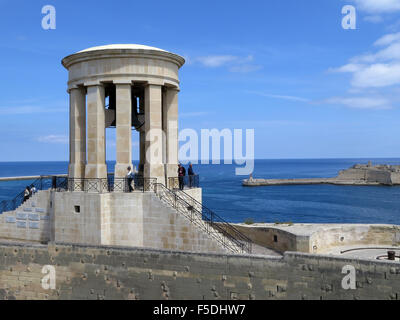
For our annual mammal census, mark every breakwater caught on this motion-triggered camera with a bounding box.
[242,178,381,186]
[243,162,400,186]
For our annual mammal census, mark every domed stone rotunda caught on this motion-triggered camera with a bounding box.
[62,44,185,185]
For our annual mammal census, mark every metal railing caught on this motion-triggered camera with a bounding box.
[0,173,252,255]
[155,183,252,254]
[67,175,157,193]
[0,175,68,214]
[168,175,200,190]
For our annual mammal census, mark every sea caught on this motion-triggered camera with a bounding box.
[1,159,400,225]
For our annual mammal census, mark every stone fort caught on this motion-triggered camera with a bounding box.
[0,44,399,300]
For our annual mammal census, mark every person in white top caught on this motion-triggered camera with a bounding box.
[126,167,134,192]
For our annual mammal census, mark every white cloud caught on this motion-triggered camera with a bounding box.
[323,97,392,109]
[351,63,400,87]
[330,63,365,73]
[374,32,400,46]
[246,91,309,102]
[38,135,68,144]
[192,54,261,73]
[196,55,238,67]
[364,15,384,23]
[352,0,400,13]
[229,64,263,73]
[332,32,400,88]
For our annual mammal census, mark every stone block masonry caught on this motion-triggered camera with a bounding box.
[0,189,224,254]
[1,242,400,300]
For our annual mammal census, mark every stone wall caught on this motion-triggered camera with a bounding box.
[337,168,393,184]
[0,242,400,300]
[391,172,400,184]
[224,224,400,254]
[366,170,392,184]
[310,225,400,254]
[181,188,202,205]
[220,224,309,253]
[53,190,226,254]
[338,168,366,180]
[0,191,52,243]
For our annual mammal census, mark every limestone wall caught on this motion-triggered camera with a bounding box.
[181,188,202,205]
[337,168,393,184]
[142,193,225,253]
[52,191,227,253]
[366,170,392,184]
[0,191,52,243]
[310,225,400,254]
[54,192,104,245]
[220,224,309,253]
[390,172,400,184]
[1,242,400,300]
[337,168,366,180]
[227,224,400,255]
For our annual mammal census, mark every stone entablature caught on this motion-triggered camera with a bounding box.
[62,44,185,90]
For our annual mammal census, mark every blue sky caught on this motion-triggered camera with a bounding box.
[1,0,400,161]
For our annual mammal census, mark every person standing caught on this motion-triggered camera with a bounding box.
[126,167,134,192]
[188,163,195,188]
[178,164,186,191]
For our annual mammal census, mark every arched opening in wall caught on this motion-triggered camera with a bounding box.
[104,83,117,172]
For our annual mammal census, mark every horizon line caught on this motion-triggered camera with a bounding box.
[0,157,400,163]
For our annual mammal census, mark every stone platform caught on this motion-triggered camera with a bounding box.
[224,223,400,257]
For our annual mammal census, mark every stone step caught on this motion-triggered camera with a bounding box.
[156,191,242,253]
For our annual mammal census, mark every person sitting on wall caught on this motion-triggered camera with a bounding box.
[188,163,195,188]
[178,164,186,191]
[126,167,134,192]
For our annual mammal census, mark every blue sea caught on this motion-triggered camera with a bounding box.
[1,159,400,224]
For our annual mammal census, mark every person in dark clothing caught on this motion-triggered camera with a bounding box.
[178,164,186,191]
[23,186,30,203]
[51,176,57,189]
[188,163,195,188]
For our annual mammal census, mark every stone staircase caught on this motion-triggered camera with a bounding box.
[155,183,251,254]
[0,190,51,242]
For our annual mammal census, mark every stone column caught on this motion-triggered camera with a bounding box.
[85,85,107,181]
[68,87,86,180]
[144,84,164,184]
[114,84,132,180]
[163,87,179,183]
